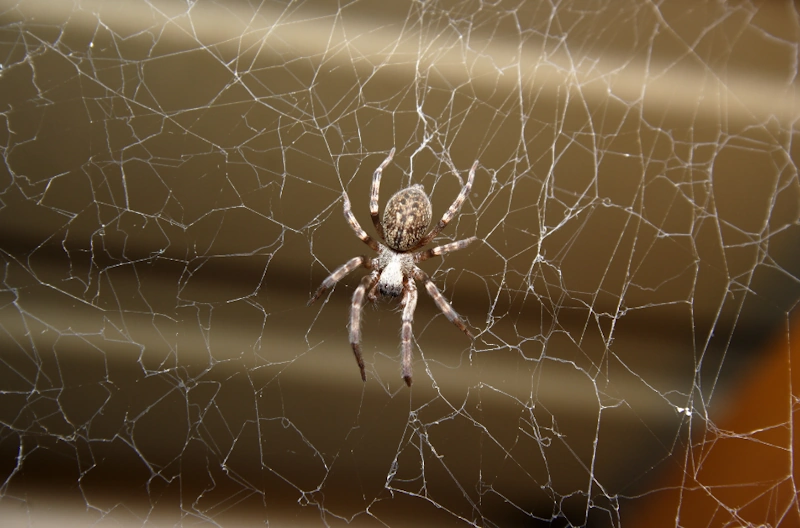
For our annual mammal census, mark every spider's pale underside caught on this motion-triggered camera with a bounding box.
[309,148,478,386]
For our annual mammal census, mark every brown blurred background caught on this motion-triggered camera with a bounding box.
[0,1,798,526]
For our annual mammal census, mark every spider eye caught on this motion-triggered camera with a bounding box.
[382,185,432,251]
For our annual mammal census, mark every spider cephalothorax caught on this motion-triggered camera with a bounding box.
[308,148,478,386]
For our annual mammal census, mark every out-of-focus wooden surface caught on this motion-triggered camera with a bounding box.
[627,311,800,527]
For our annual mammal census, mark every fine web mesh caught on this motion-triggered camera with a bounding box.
[0,1,799,526]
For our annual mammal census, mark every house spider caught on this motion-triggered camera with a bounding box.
[309,148,478,386]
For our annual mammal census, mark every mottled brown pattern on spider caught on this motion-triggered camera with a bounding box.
[383,184,432,251]
[308,148,479,386]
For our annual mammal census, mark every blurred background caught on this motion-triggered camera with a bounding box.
[0,1,799,526]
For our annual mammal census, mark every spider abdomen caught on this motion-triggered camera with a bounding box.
[382,184,432,251]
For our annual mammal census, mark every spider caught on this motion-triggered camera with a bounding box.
[308,148,478,386]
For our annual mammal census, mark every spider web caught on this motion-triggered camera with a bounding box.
[1,1,799,526]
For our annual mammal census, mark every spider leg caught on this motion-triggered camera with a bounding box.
[414,268,474,339]
[400,278,418,386]
[366,279,380,303]
[350,271,380,382]
[343,193,379,251]
[308,256,371,305]
[370,148,395,240]
[415,236,478,264]
[410,159,477,251]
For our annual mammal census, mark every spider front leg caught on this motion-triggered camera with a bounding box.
[414,268,474,339]
[400,278,418,386]
[350,271,380,382]
[308,256,371,305]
